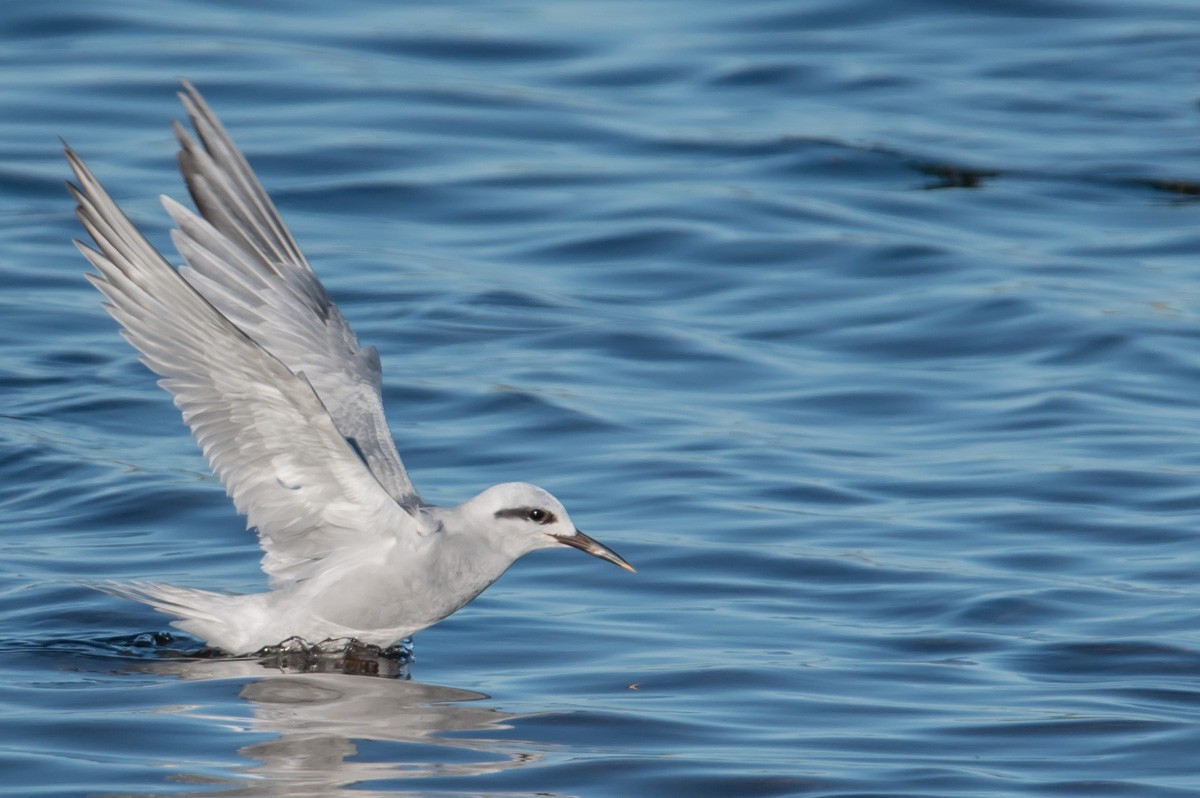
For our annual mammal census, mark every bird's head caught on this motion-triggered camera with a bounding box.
[465,482,635,572]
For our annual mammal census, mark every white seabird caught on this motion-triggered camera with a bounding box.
[64,81,634,655]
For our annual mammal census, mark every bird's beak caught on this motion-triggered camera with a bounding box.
[553,529,636,573]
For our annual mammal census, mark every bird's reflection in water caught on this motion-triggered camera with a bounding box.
[129,654,542,795]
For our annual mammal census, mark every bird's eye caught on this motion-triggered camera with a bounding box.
[528,508,547,522]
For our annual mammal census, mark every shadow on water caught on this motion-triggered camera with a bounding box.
[3,634,543,795]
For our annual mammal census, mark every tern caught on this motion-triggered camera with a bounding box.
[65,82,634,655]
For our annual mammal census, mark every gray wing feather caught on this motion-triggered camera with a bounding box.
[166,80,419,507]
[66,147,424,589]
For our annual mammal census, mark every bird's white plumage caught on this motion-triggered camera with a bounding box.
[66,82,633,654]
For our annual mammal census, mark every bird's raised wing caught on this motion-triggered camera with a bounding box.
[163,80,420,508]
[66,146,426,589]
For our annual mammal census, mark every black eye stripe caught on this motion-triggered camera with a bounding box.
[494,508,527,520]
[493,506,557,525]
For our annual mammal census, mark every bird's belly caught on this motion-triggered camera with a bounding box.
[278,549,498,644]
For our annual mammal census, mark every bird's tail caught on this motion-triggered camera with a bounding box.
[91,580,244,646]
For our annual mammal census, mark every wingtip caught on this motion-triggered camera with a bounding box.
[65,180,84,204]
[62,142,82,168]
[177,79,204,113]
[177,77,201,107]
[170,118,200,151]
[62,145,96,189]
[72,235,99,253]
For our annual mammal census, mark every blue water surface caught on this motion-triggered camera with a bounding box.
[3,0,1200,795]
